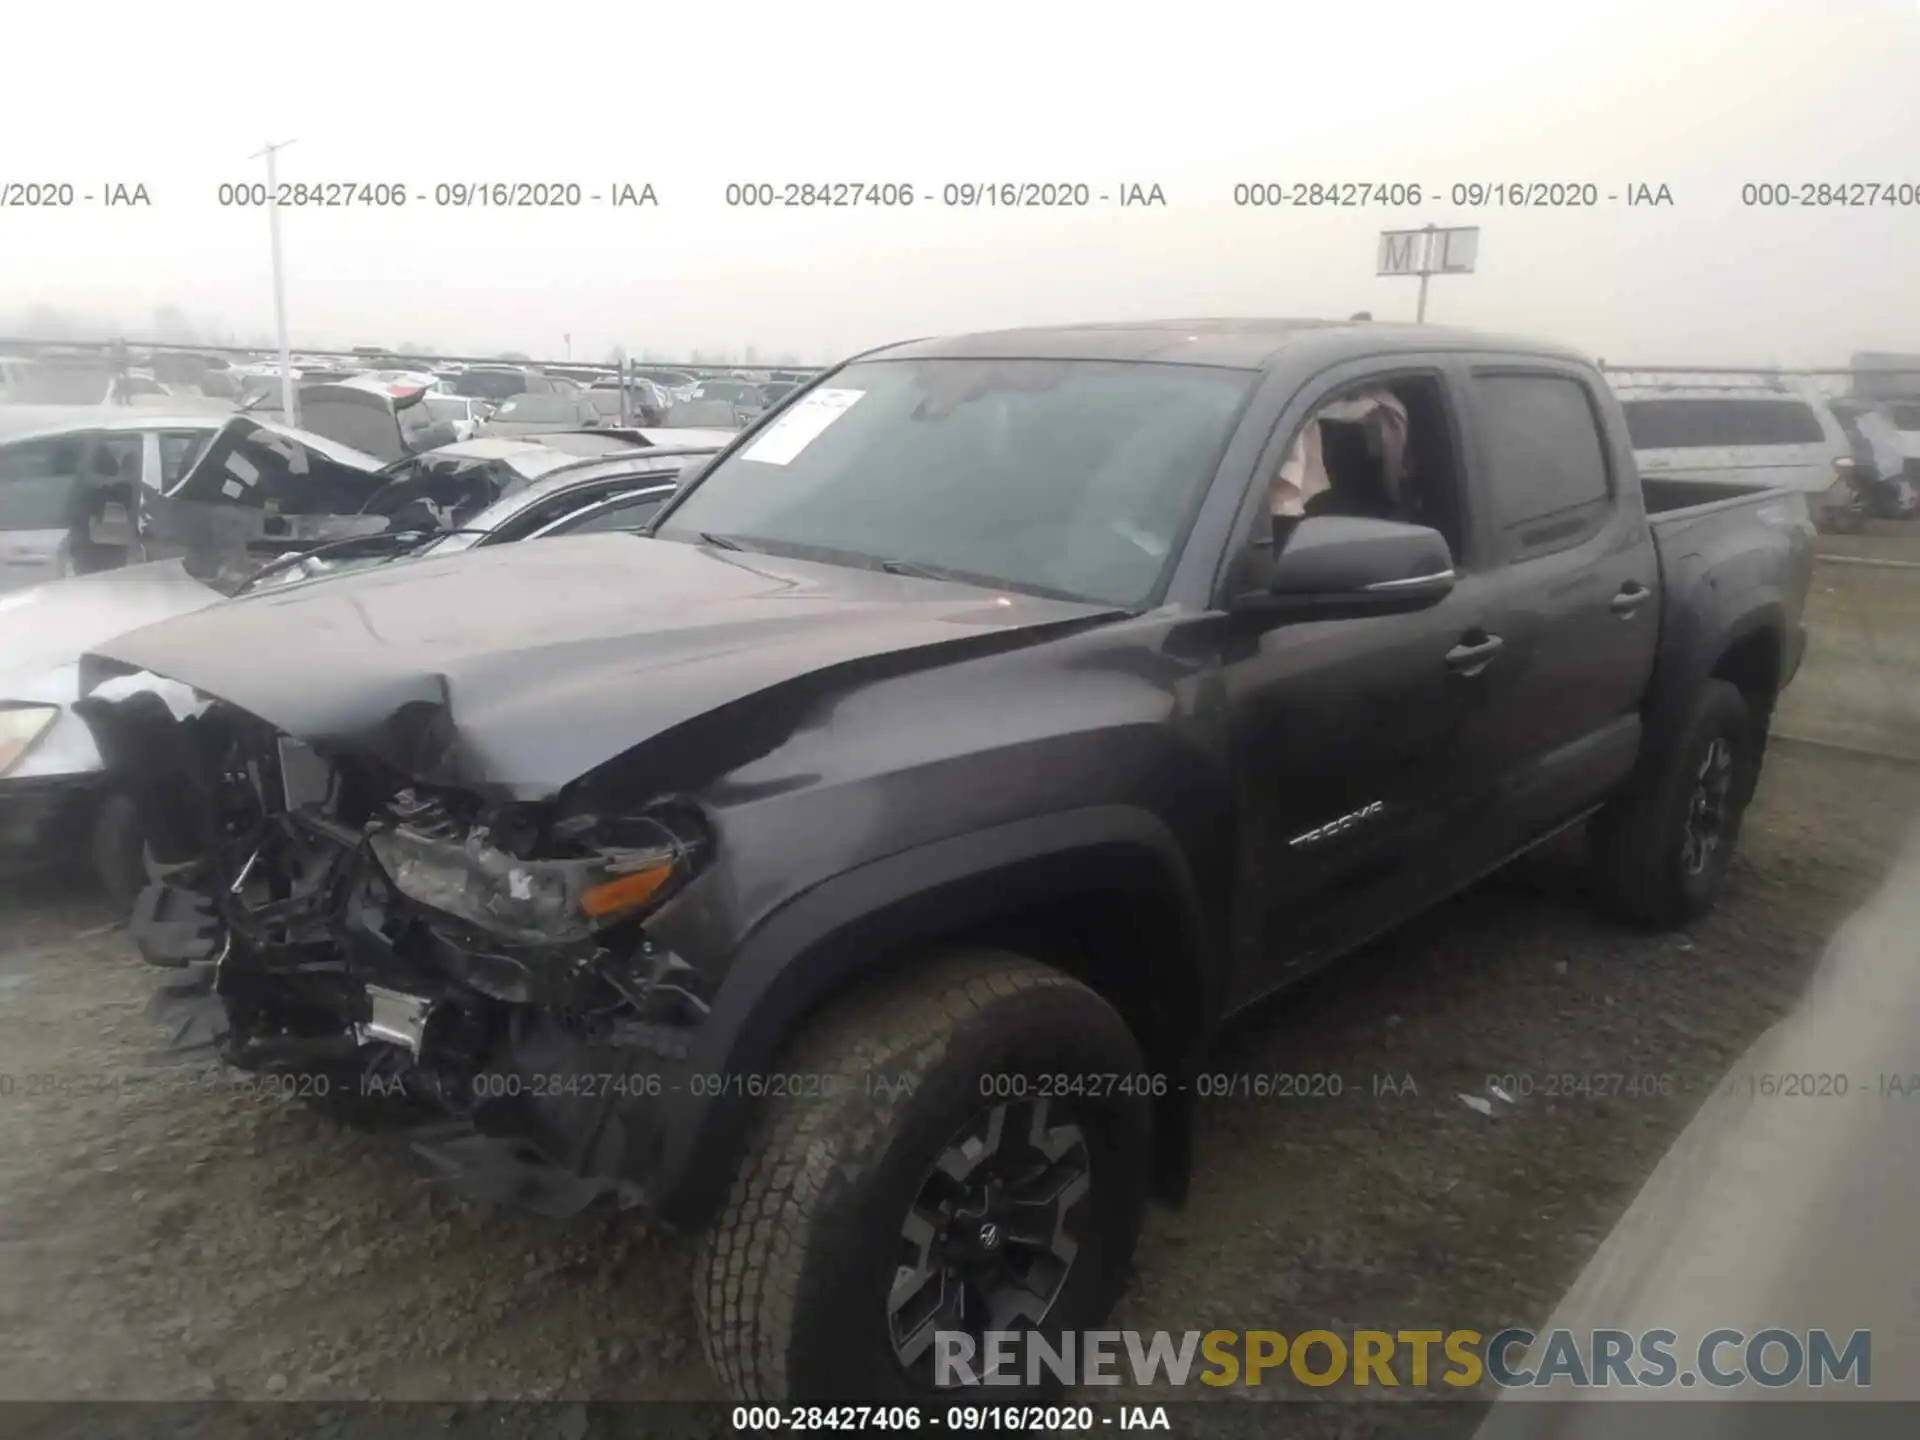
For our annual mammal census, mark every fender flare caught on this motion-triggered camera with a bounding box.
[651,804,1216,1225]
[1643,598,1787,760]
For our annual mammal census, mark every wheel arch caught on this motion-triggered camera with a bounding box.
[1644,598,1786,766]
[657,805,1221,1226]
[1709,617,1785,716]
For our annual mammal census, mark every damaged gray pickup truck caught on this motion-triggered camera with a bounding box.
[75,320,1814,1404]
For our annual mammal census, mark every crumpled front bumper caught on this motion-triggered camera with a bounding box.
[126,833,736,1226]
[81,675,763,1230]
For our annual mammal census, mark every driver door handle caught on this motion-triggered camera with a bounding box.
[1611,582,1652,616]
[1445,632,1504,676]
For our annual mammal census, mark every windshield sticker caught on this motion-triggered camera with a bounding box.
[742,388,865,466]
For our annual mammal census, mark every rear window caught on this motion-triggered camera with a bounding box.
[298,396,403,461]
[1471,374,1613,556]
[1888,403,1920,432]
[1621,397,1828,449]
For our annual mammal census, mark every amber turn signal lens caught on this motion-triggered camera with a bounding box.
[579,860,676,918]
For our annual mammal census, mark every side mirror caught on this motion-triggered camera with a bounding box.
[1233,515,1455,619]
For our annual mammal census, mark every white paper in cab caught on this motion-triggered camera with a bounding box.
[742,389,866,466]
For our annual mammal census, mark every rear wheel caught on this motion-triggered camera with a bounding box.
[694,949,1152,1404]
[1588,679,1757,928]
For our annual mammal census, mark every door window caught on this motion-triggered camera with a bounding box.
[0,437,86,530]
[159,431,212,488]
[1471,374,1613,560]
[1263,372,1468,561]
[545,492,669,536]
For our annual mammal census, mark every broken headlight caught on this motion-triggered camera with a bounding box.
[368,821,685,945]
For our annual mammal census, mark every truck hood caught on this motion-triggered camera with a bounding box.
[84,535,1117,800]
[0,559,224,699]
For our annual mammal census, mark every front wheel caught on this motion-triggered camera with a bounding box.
[1587,678,1757,928]
[695,950,1152,1404]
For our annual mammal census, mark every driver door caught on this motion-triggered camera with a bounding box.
[1219,361,1513,1005]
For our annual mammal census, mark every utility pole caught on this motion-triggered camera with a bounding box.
[1376,222,1478,323]
[251,139,298,426]
[1415,223,1435,323]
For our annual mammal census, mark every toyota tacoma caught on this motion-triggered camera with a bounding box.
[75,320,1814,1403]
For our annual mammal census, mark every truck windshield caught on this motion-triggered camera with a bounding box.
[655,357,1256,607]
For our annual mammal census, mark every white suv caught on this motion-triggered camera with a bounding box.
[1610,376,1854,526]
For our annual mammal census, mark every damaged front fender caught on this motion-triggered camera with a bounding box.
[77,678,738,1219]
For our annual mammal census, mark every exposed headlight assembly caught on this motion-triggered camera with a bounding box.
[0,704,60,776]
[369,818,690,945]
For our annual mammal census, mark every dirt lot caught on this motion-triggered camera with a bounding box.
[4,525,1920,1435]
[1,739,1917,1433]
[1775,528,1920,760]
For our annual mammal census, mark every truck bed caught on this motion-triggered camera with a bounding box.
[1643,474,1811,553]
[1641,475,1778,518]
[1640,475,1817,710]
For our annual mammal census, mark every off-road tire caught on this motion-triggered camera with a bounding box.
[1587,678,1757,928]
[694,949,1152,1404]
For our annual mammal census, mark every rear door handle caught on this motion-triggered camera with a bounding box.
[1611,582,1652,616]
[1445,632,1504,676]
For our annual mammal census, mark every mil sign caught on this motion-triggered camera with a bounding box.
[1377,224,1479,322]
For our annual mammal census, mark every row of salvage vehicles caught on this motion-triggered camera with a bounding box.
[0,403,731,900]
[2,319,1821,1405]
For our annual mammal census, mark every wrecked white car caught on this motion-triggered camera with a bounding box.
[0,445,713,904]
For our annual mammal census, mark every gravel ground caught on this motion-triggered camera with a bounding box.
[1776,540,1920,760]
[2,739,1917,1434]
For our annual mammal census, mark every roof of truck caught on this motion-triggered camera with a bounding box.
[867,318,1591,370]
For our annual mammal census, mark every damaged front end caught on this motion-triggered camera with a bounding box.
[79,683,715,1218]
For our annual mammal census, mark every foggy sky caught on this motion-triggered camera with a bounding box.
[3,0,1917,366]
